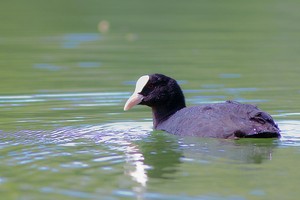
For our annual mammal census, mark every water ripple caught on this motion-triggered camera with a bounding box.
[0,92,129,109]
[278,120,300,147]
[0,122,152,146]
[62,33,101,49]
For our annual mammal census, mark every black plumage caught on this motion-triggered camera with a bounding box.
[124,74,280,139]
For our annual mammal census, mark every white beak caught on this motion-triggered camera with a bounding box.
[124,93,144,111]
[124,75,150,111]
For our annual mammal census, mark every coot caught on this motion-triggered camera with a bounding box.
[124,74,280,139]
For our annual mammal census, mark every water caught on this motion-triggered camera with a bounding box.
[1,0,300,199]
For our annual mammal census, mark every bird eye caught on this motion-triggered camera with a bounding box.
[147,84,154,89]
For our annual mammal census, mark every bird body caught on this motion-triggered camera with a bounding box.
[157,101,279,138]
[124,74,280,139]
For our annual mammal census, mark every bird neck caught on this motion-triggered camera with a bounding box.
[151,99,186,128]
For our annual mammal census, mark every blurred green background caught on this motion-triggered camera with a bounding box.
[1,0,299,94]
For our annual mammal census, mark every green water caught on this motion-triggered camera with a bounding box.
[1,0,300,199]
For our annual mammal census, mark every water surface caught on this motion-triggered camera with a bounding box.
[1,0,300,200]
